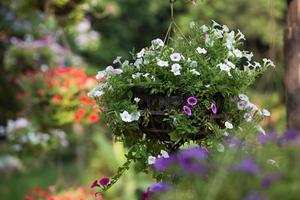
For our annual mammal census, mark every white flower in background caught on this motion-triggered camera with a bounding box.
[106,66,123,74]
[171,63,182,76]
[134,58,143,67]
[120,111,140,122]
[170,53,182,62]
[143,73,150,78]
[96,70,107,80]
[262,109,271,117]
[190,21,196,29]
[132,72,143,79]
[239,94,249,102]
[244,112,253,122]
[190,69,200,75]
[213,29,224,39]
[222,25,229,32]
[76,19,91,32]
[131,112,141,121]
[225,121,233,129]
[212,20,221,28]
[160,150,169,158]
[120,111,132,122]
[94,90,104,97]
[6,118,29,133]
[157,59,169,67]
[196,47,207,54]
[237,101,248,110]
[134,97,140,103]
[254,62,261,69]
[267,159,279,168]
[137,48,145,58]
[151,38,164,48]
[148,156,156,165]
[263,58,275,68]
[113,56,122,64]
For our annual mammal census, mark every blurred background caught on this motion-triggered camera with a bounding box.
[0,0,286,199]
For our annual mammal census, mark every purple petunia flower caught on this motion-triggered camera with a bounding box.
[90,179,100,188]
[183,105,192,116]
[99,177,110,186]
[148,183,170,193]
[177,147,208,161]
[187,97,198,106]
[235,158,260,174]
[283,129,299,141]
[154,156,175,172]
[211,102,217,114]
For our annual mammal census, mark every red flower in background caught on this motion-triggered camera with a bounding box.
[88,113,100,123]
[52,95,62,103]
[74,109,86,122]
[80,95,90,104]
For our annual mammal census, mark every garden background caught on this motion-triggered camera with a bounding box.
[0,0,291,199]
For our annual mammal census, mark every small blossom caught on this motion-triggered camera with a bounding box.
[190,60,198,68]
[263,58,275,68]
[244,112,253,122]
[236,29,246,41]
[113,56,122,64]
[233,49,243,58]
[244,52,254,61]
[216,143,225,152]
[190,21,196,29]
[196,47,207,54]
[236,158,260,174]
[262,109,271,117]
[190,69,200,75]
[201,25,209,32]
[99,177,110,186]
[187,97,198,106]
[148,156,157,165]
[137,48,145,58]
[134,58,143,67]
[239,94,249,101]
[157,59,169,67]
[90,180,99,188]
[120,111,140,122]
[151,38,164,48]
[211,103,217,114]
[96,71,107,80]
[225,121,233,129]
[134,97,140,103]
[106,66,123,74]
[171,63,182,76]
[183,105,192,116]
[148,183,170,193]
[160,150,169,158]
[170,53,182,62]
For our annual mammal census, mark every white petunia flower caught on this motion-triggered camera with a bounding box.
[157,59,169,67]
[96,71,107,80]
[244,112,253,122]
[151,38,164,48]
[256,125,266,135]
[106,66,123,74]
[190,69,200,75]
[254,62,261,69]
[217,143,225,152]
[132,72,143,79]
[160,150,169,158]
[170,53,182,62]
[137,48,145,58]
[218,63,231,76]
[131,112,141,121]
[237,101,248,110]
[233,49,243,58]
[113,56,122,64]
[238,94,249,102]
[148,156,156,165]
[237,29,246,41]
[171,63,182,76]
[134,97,140,103]
[244,52,254,61]
[201,24,209,32]
[225,60,235,69]
[196,47,207,54]
[190,60,198,68]
[263,58,275,68]
[122,60,129,67]
[120,111,132,122]
[94,90,104,97]
[262,109,271,117]
[225,121,233,129]
[134,58,143,67]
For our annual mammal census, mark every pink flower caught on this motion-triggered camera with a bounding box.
[211,102,217,114]
[90,180,99,188]
[183,105,192,116]
[187,97,198,106]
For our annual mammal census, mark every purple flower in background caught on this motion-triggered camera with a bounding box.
[262,173,283,188]
[187,97,198,106]
[283,129,299,141]
[177,147,208,161]
[148,183,170,193]
[99,177,110,186]
[225,136,242,148]
[235,158,260,174]
[257,132,278,144]
[243,193,268,200]
[183,105,192,116]
[154,156,174,172]
[211,102,217,114]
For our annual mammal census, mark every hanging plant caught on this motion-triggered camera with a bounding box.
[89,1,274,191]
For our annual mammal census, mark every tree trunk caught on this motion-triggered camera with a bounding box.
[285,0,300,131]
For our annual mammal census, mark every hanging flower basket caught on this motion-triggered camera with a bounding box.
[89,21,274,171]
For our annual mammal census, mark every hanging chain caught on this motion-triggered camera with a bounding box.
[163,0,176,44]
